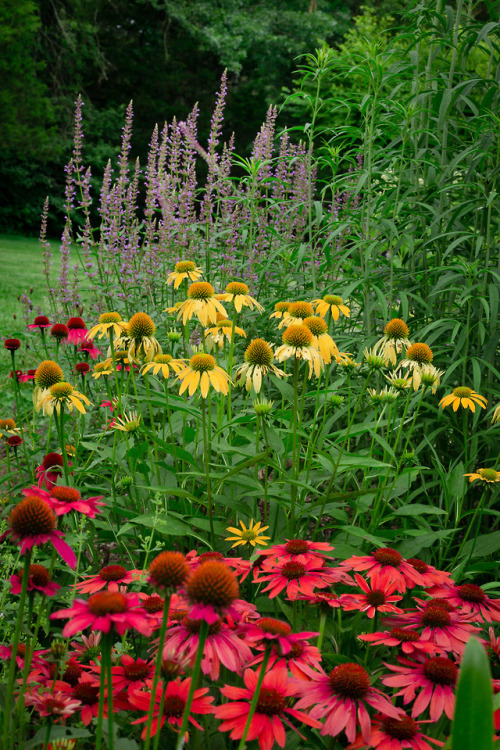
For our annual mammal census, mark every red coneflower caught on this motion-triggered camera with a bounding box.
[138,592,167,630]
[215,666,322,750]
[185,560,240,624]
[405,559,453,588]
[10,563,60,597]
[358,628,437,656]
[258,538,334,564]
[254,557,333,600]
[381,655,458,720]
[130,678,214,739]
[341,548,426,593]
[347,712,444,750]
[51,591,152,637]
[50,324,69,341]
[90,654,155,701]
[67,317,88,345]
[250,632,322,680]
[427,582,500,623]
[25,689,82,721]
[9,370,23,381]
[35,452,68,490]
[74,362,90,375]
[71,674,102,726]
[0,643,46,670]
[25,485,105,518]
[294,662,403,743]
[77,337,102,360]
[19,369,37,382]
[1,495,76,568]
[6,435,23,448]
[386,602,480,655]
[4,338,21,351]
[341,573,404,619]
[74,564,140,594]
[148,551,190,593]
[28,316,51,330]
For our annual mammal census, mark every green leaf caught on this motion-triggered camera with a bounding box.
[394,504,446,516]
[459,531,500,559]
[451,637,493,750]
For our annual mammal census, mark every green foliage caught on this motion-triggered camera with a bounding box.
[452,637,494,750]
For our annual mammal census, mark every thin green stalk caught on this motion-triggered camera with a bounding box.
[236,646,271,750]
[175,621,209,750]
[143,594,172,750]
[201,398,215,547]
[289,358,300,533]
[152,682,169,750]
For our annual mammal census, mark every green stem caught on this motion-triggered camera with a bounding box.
[201,399,215,547]
[152,682,169,750]
[289,358,300,534]
[143,594,171,750]
[236,647,271,750]
[175,621,209,750]
[317,611,327,651]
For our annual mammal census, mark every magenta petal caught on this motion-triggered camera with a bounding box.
[50,535,77,569]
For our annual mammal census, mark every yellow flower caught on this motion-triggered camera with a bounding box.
[175,282,227,326]
[38,382,91,416]
[164,301,184,315]
[278,301,314,329]
[225,519,270,548]
[269,301,291,320]
[205,319,246,351]
[176,353,230,398]
[302,316,341,364]
[376,318,411,365]
[439,387,487,413]
[166,261,203,288]
[418,364,444,394]
[464,468,500,483]
[112,411,142,433]
[92,361,113,379]
[87,312,128,340]
[234,338,286,393]
[492,404,500,425]
[337,355,360,374]
[385,371,412,391]
[126,312,162,363]
[275,325,325,378]
[141,354,186,379]
[312,294,350,321]
[223,282,263,313]
[400,343,434,390]
[363,345,389,370]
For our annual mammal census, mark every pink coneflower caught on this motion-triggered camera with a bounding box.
[67,317,88,345]
[138,592,167,630]
[254,557,333,600]
[25,689,82,721]
[347,713,444,750]
[427,582,500,623]
[359,628,437,656]
[405,558,453,588]
[51,591,152,637]
[28,315,51,330]
[386,603,479,655]
[71,674,102,726]
[294,663,403,743]
[130,678,214,739]
[251,634,323,680]
[10,563,60,596]
[381,655,458,720]
[74,564,139,594]
[90,654,154,701]
[258,538,334,564]
[24,485,105,518]
[50,323,69,341]
[0,643,46,670]
[341,548,426,593]
[184,560,240,624]
[1,495,76,568]
[215,666,322,750]
[163,616,253,681]
[185,549,252,579]
[342,573,403,619]
[245,617,315,658]
[69,632,101,664]
[19,369,37,383]
[77,337,101,359]
[298,591,353,610]
[35,452,69,490]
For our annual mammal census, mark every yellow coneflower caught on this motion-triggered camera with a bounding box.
[126,312,162,363]
[38,382,91,416]
[164,301,184,315]
[269,301,291,320]
[205,319,246,351]
[312,294,350,321]
[141,353,186,379]
[234,338,286,393]
[278,301,314,329]
[439,387,487,413]
[464,468,500,483]
[112,412,142,433]
[384,371,412,391]
[0,419,21,439]
[492,404,500,425]
[400,343,434,390]
[275,325,324,378]
[302,316,341,364]
[376,318,411,365]
[87,312,128,340]
[92,361,113,379]
[176,353,230,398]
[176,282,227,326]
[363,345,389,370]
[418,364,444,394]
[225,519,270,549]
[223,282,263,313]
[337,355,361,374]
[166,260,203,288]
[253,397,274,416]
[367,387,399,405]
[33,360,64,409]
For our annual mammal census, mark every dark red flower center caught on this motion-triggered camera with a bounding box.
[288,642,304,659]
[42,452,64,470]
[10,496,56,537]
[51,324,69,339]
[163,695,185,717]
[73,682,99,704]
[4,339,21,350]
[421,605,451,627]
[51,486,81,504]
[34,316,50,326]
[142,595,164,613]
[63,659,83,686]
[161,659,183,680]
[381,716,419,740]
[423,657,458,686]
[366,590,386,606]
[7,436,22,447]
[373,548,402,567]
[169,609,189,622]
[284,539,309,555]
[406,558,428,573]
[390,628,420,642]
[329,663,370,698]
[67,317,86,330]
[198,551,224,563]
[75,363,90,374]
[257,618,292,637]
[28,564,51,587]
[123,660,150,680]
[184,617,222,635]
[256,687,286,715]
[186,560,239,608]
[88,591,128,616]
[281,561,306,579]
[457,583,485,603]
[426,598,454,611]
[99,564,127,582]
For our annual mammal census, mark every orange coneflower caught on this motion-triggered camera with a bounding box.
[223,281,263,313]
[176,282,227,326]
[275,325,324,378]
[167,260,203,288]
[312,294,350,321]
[234,338,286,393]
[176,353,230,398]
[439,386,487,413]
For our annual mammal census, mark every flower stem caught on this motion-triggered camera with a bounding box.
[175,620,209,750]
[236,646,271,750]
[201,398,215,547]
[289,358,300,534]
[143,594,171,750]
[152,682,168,750]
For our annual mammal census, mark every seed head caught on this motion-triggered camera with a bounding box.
[35,361,64,389]
[244,339,274,366]
[226,281,249,295]
[67,317,86,330]
[405,343,433,364]
[99,312,122,324]
[149,551,189,591]
[384,319,409,339]
[9,495,56,537]
[303,316,328,336]
[128,312,156,339]
[190,353,216,372]
[186,560,239,609]
[50,324,69,340]
[175,261,196,272]
[282,325,313,348]
[4,339,21,351]
[188,282,214,300]
[288,301,314,320]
